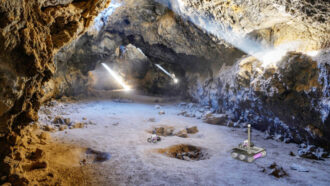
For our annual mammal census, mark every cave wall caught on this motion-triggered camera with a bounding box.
[188,52,330,149]
[50,0,244,98]
[0,0,111,134]
[0,0,111,182]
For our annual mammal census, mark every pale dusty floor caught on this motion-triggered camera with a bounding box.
[39,99,330,186]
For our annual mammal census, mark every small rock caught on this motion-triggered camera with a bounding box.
[155,105,161,109]
[158,111,165,115]
[154,127,165,135]
[290,164,309,172]
[183,156,191,161]
[165,128,174,136]
[59,125,68,131]
[88,121,96,125]
[203,113,228,125]
[268,162,288,178]
[52,116,64,124]
[177,111,187,116]
[289,151,296,156]
[82,117,87,120]
[148,118,156,122]
[64,118,71,125]
[259,167,266,173]
[176,129,188,138]
[72,122,85,129]
[186,126,198,134]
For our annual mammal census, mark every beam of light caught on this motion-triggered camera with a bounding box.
[155,0,309,67]
[101,63,131,90]
[155,64,179,83]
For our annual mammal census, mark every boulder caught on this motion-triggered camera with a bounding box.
[204,114,228,125]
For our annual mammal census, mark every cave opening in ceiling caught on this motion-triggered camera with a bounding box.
[0,0,329,185]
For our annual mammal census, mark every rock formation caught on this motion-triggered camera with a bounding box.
[48,0,329,150]
[0,0,111,184]
[0,0,329,183]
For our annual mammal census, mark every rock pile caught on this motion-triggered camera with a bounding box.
[151,126,199,138]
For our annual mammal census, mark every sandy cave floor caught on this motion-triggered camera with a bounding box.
[38,98,330,186]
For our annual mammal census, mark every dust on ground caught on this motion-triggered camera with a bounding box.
[36,98,330,186]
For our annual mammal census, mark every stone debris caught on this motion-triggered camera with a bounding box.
[71,122,85,129]
[290,164,309,172]
[176,129,188,138]
[64,118,71,125]
[298,145,328,160]
[44,125,55,132]
[153,126,174,136]
[148,118,156,122]
[289,151,296,156]
[203,113,228,125]
[112,122,119,126]
[52,116,65,124]
[152,126,199,138]
[186,126,199,134]
[88,121,96,125]
[155,105,161,109]
[158,111,165,115]
[268,162,288,178]
[59,125,68,131]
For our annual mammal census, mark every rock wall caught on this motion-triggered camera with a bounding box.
[162,0,330,51]
[0,0,111,183]
[50,0,244,97]
[188,51,330,150]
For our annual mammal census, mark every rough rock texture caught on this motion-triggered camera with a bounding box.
[189,52,329,149]
[44,0,330,150]
[0,0,111,133]
[163,0,330,51]
[48,0,244,97]
[49,0,329,150]
[0,0,111,184]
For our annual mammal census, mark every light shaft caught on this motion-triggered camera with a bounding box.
[155,64,173,77]
[101,63,130,90]
[155,64,179,83]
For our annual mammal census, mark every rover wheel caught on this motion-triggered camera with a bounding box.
[231,152,238,158]
[261,151,267,157]
[247,157,254,163]
[239,154,246,161]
